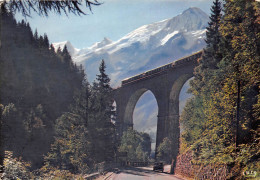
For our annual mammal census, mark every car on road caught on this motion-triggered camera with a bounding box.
[153,162,164,172]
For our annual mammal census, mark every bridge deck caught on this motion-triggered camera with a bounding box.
[121,50,202,86]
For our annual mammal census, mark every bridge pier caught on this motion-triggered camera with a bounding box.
[155,115,168,157]
[113,51,202,168]
[155,113,180,159]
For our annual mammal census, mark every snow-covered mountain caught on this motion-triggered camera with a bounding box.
[53,7,208,86]
[53,7,209,149]
[52,41,80,57]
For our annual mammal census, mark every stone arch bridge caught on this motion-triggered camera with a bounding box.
[113,50,202,159]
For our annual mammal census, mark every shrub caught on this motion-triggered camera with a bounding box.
[1,151,33,180]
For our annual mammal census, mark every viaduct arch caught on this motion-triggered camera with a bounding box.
[113,51,202,165]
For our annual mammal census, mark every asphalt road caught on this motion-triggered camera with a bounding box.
[106,166,183,180]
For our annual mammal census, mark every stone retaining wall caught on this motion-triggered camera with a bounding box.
[175,150,228,180]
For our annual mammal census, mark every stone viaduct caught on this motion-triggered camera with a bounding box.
[113,50,203,160]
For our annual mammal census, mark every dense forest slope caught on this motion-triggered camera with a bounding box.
[178,0,259,178]
[0,12,84,168]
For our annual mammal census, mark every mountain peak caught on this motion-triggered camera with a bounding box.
[165,7,209,32]
[103,37,112,44]
[52,41,79,56]
[90,37,113,50]
[182,7,208,18]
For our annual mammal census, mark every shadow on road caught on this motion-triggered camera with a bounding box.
[116,166,167,177]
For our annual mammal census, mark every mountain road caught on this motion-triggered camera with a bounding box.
[105,166,184,180]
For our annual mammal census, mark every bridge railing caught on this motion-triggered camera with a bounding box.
[96,161,150,172]
[126,161,149,167]
[121,50,202,86]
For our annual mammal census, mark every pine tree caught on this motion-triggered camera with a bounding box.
[0,11,86,169]
[190,0,223,95]
[219,0,259,145]
[0,0,102,169]
[43,34,49,48]
[89,60,116,163]
[181,0,223,153]
[33,30,39,41]
[180,0,223,157]
[180,0,236,168]
[44,112,91,173]
[45,84,93,173]
[56,47,62,57]
[218,1,259,174]
[62,45,72,67]
[184,0,259,175]
[178,1,259,177]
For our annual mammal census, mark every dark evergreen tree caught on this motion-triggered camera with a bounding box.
[43,34,49,48]
[62,46,72,67]
[89,60,116,163]
[216,1,259,175]
[179,0,224,171]
[0,0,102,169]
[0,11,85,168]
[180,1,259,178]
[44,85,93,174]
[34,29,39,41]
[190,0,223,95]
[56,47,62,56]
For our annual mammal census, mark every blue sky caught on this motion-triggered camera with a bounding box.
[16,0,213,49]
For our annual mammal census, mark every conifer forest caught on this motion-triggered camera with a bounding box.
[0,0,259,179]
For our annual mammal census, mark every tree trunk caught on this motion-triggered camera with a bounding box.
[235,79,241,148]
[0,6,4,172]
[0,109,3,173]
[170,158,175,174]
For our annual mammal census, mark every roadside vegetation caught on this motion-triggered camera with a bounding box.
[118,128,151,162]
[178,0,259,178]
[0,0,259,179]
[0,10,118,178]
